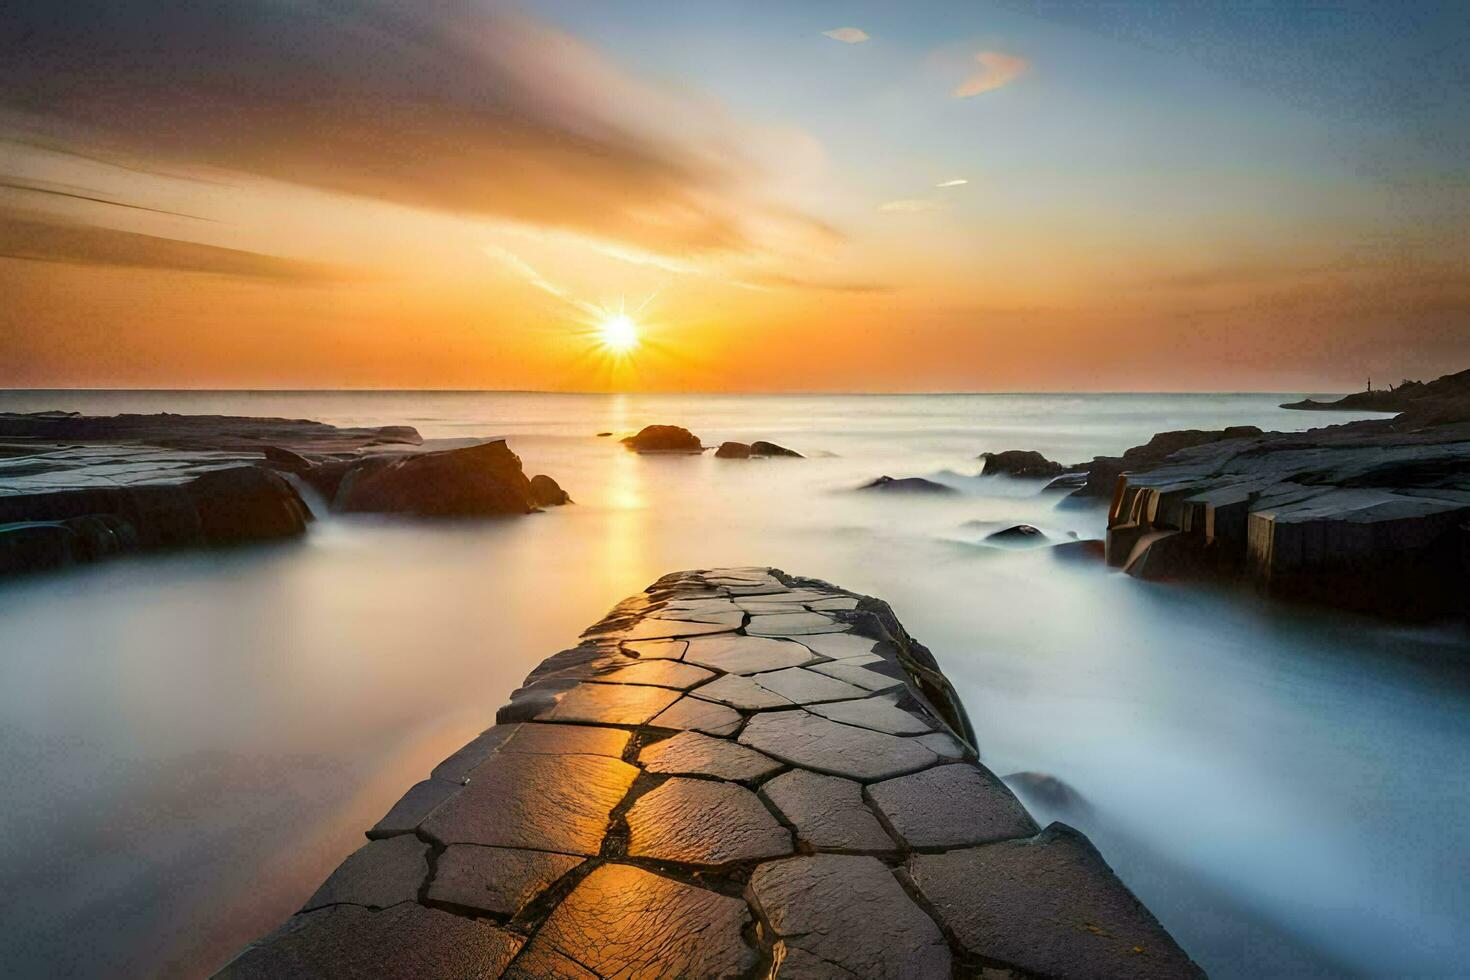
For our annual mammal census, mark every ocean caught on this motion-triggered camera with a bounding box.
[0,390,1466,978]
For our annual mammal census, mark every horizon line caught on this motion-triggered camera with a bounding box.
[0,386,1356,397]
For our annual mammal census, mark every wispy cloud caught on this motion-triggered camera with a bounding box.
[879,199,941,213]
[935,178,969,188]
[823,28,871,44]
[953,51,1029,97]
[0,209,346,281]
[0,1,836,264]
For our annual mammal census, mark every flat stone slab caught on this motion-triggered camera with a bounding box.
[639,730,783,781]
[740,709,940,780]
[426,845,581,917]
[520,864,756,977]
[750,854,951,979]
[626,777,793,866]
[682,634,820,673]
[746,611,848,635]
[422,753,637,854]
[909,825,1206,978]
[868,763,1038,848]
[231,568,1199,978]
[219,903,523,979]
[761,769,896,853]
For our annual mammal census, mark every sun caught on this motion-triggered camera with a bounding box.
[598,313,639,354]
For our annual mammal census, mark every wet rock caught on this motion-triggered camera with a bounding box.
[761,770,896,853]
[649,695,743,736]
[749,854,950,979]
[303,835,430,911]
[985,523,1048,546]
[369,778,464,837]
[740,710,938,780]
[980,449,1068,479]
[715,441,751,458]
[747,667,870,705]
[806,660,905,693]
[218,903,522,980]
[589,658,714,689]
[795,632,879,659]
[626,777,792,865]
[683,634,820,673]
[868,763,1038,848]
[262,445,314,474]
[426,845,581,916]
[620,425,703,453]
[751,440,803,458]
[530,681,681,726]
[747,611,848,636]
[856,475,957,494]
[529,474,571,506]
[692,673,795,710]
[622,638,688,660]
[335,440,536,516]
[594,617,735,641]
[522,864,756,977]
[909,825,1205,979]
[1050,538,1106,562]
[639,731,783,781]
[421,752,637,855]
[806,695,933,734]
[498,723,630,759]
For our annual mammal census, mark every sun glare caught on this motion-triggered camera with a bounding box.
[598,313,639,354]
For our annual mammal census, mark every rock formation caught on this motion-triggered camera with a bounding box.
[980,449,1070,479]
[621,425,703,453]
[716,441,752,458]
[1281,368,1470,420]
[986,524,1048,546]
[856,475,957,494]
[529,474,571,506]
[717,440,803,459]
[0,412,569,577]
[220,568,1201,979]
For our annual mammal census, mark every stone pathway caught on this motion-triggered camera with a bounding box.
[219,568,1204,979]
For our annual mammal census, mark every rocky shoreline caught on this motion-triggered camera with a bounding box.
[0,412,568,576]
[220,568,1202,979]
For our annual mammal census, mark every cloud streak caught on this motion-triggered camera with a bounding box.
[953,51,1029,97]
[0,1,834,263]
[823,28,871,44]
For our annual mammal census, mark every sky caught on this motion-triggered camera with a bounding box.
[1,0,1466,392]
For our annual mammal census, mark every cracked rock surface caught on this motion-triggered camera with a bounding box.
[220,567,1202,979]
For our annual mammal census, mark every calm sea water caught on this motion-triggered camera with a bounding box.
[0,390,1466,979]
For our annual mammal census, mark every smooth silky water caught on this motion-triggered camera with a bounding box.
[0,391,1465,978]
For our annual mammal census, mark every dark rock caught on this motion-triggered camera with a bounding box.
[620,424,703,452]
[751,440,802,458]
[218,903,522,979]
[0,410,421,449]
[596,431,613,437]
[985,523,1048,545]
[682,634,819,673]
[1044,470,1090,492]
[806,695,933,734]
[714,441,751,458]
[760,769,897,853]
[909,824,1205,979]
[302,835,430,911]
[520,864,756,978]
[335,440,535,517]
[262,445,314,474]
[638,731,782,781]
[750,854,951,979]
[980,449,1068,479]
[868,763,1038,848]
[185,466,312,543]
[1281,369,1470,420]
[529,473,571,506]
[626,777,793,865]
[425,845,581,917]
[739,709,939,780]
[857,475,957,494]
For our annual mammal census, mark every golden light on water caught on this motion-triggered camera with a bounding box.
[598,313,639,354]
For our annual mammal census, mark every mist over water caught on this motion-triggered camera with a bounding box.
[1,391,1466,978]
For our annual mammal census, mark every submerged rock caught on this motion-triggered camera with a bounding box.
[529,474,571,506]
[980,449,1068,479]
[621,425,703,453]
[986,524,1048,546]
[750,440,802,458]
[336,440,536,516]
[857,475,957,494]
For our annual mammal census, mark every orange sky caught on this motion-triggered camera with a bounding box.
[1,2,1466,392]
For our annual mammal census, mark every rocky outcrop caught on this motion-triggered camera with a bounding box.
[1282,368,1470,421]
[717,440,803,459]
[335,441,537,516]
[621,425,703,453]
[980,449,1070,479]
[986,524,1048,546]
[529,474,571,507]
[0,412,569,577]
[1071,426,1264,500]
[1103,420,1470,618]
[222,568,1200,980]
[857,475,957,494]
